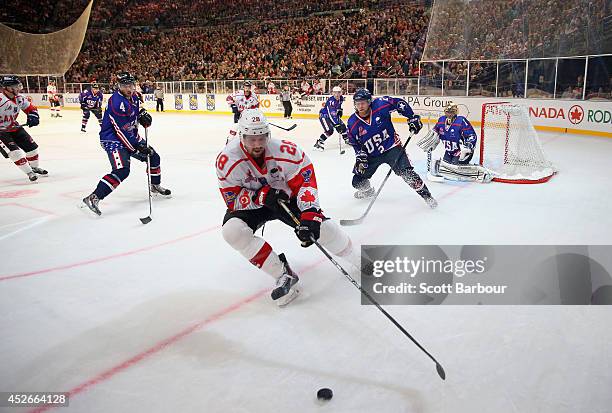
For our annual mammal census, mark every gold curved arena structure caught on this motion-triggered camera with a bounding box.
[0,0,92,75]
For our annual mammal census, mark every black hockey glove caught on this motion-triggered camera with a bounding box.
[337,108,343,118]
[230,104,239,114]
[354,150,368,175]
[138,108,152,128]
[26,112,40,127]
[333,121,347,134]
[253,186,289,210]
[407,115,423,134]
[136,142,153,156]
[294,209,324,247]
[80,102,88,110]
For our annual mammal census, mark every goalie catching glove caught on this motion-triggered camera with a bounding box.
[459,140,474,162]
[416,129,440,152]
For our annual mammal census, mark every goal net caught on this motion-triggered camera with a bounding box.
[480,102,556,184]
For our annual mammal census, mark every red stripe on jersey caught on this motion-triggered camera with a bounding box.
[371,103,392,116]
[249,242,272,268]
[287,164,317,197]
[218,158,249,181]
[109,96,131,117]
[265,155,304,165]
[109,115,135,151]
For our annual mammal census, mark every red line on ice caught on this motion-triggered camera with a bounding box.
[28,288,269,413]
[0,202,58,216]
[0,225,220,282]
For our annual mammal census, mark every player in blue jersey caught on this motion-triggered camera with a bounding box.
[79,84,104,132]
[80,72,171,216]
[416,102,492,182]
[346,89,437,208]
[313,86,348,151]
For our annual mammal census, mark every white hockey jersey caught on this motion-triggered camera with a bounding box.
[216,138,320,213]
[47,84,58,98]
[226,91,260,112]
[0,93,37,132]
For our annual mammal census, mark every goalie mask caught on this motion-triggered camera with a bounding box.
[239,109,270,156]
[444,102,459,122]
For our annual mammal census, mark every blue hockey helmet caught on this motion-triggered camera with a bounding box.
[117,72,136,85]
[353,88,372,104]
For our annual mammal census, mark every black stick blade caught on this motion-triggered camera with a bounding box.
[140,216,152,225]
[285,124,297,131]
[436,363,446,380]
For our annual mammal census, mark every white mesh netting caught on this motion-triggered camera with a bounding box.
[480,103,556,183]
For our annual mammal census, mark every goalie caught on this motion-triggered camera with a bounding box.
[417,103,492,183]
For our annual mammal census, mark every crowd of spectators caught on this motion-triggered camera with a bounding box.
[65,3,429,83]
[424,0,610,60]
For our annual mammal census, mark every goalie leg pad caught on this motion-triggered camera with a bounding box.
[438,160,493,183]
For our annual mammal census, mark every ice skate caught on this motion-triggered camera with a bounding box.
[271,254,300,307]
[80,193,102,216]
[31,167,48,176]
[354,187,375,199]
[151,184,172,198]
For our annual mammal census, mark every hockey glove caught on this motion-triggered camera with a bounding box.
[294,209,324,247]
[337,108,343,118]
[136,142,153,156]
[459,141,474,162]
[407,115,423,134]
[26,112,40,127]
[230,104,239,114]
[253,186,289,210]
[354,150,368,175]
[333,121,347,135]
[80,102,88,110]
[138,108,152,128]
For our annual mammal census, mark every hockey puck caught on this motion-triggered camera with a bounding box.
[317,388,333,401]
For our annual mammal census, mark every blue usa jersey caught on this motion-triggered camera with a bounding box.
[347,96,415,158]
[433,115,477,155]
[319,95,344,124]
[100,90,141,152]
[79,89,103,109]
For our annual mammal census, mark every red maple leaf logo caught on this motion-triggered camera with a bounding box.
[300,190,316,203]
[568,105,584,124]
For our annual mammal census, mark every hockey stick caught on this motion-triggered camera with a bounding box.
[269,122,297,131]
[278,200,446,380]
[140,128,153,225]
[339,133,345,155]
[340,132,414,226]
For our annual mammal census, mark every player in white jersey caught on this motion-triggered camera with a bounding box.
[216,109,359,306]
[225,81,260,143]
[47,80,62,117]
[0,76,48,181]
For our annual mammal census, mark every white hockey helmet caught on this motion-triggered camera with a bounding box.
[239,108,270,144]
[332,86,342,94]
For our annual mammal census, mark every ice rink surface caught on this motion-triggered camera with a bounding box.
[1,109,611,413]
